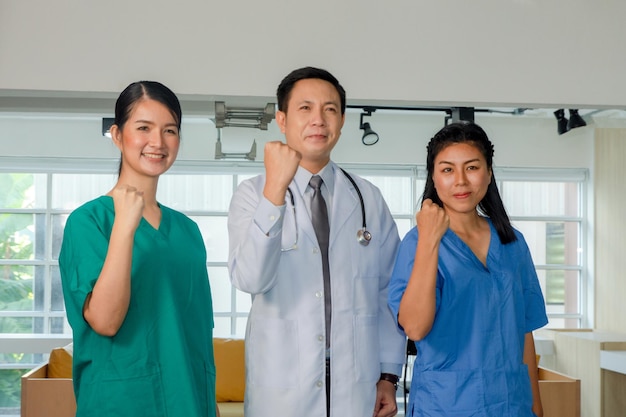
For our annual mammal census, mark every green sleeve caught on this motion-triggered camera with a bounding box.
[59,207,110,328]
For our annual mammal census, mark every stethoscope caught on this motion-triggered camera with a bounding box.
[281,168,371,251]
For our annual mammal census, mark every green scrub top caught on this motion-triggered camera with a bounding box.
[60,196,216,417]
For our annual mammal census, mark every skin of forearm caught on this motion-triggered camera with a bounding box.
[398,239,439,340]
[83,223,135,336]
[523,332,543,417]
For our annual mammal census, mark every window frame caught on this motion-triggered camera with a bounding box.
[0,158,591,350]
[494,167,590,328]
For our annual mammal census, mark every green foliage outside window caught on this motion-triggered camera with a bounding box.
[0,173,36,409]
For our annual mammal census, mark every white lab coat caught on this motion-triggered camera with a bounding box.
[228,162,405,417]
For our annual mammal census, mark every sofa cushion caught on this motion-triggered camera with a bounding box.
[47,344,73,379]
[213,338,245,402]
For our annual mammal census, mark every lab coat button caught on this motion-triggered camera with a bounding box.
[315,291,322,298]
[313,248,319,254]
[317,335,323,341]
[269,215,276,221]
[316,380,323,388]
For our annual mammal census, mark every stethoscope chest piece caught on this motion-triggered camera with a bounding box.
[357,229,372,246]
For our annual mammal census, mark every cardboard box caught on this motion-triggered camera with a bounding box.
[21,340,243,417]
[21,362,76,417]
[538,366,581,417]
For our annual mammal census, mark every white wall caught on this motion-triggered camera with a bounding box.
[0,110,595,169]
[1,0,625,108]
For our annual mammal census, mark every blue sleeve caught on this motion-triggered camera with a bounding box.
[515,232,549,332]
[387,227,418,332]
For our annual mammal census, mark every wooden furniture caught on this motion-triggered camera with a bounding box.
[551,330,626,417]
[538,367,581,417]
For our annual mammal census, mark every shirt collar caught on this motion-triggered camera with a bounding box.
[294,162,336,197]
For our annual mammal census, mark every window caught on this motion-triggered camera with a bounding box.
[0,158,589,413]
[497,168,588,328]
[0,159,420,412]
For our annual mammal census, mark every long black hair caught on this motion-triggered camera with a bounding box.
[422,121,517,244]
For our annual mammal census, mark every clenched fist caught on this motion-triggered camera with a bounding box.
[263,141,302,205]
[417,199,449,243]
[110,184,145,232]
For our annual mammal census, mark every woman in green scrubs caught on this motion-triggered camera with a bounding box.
[60,81,218,417]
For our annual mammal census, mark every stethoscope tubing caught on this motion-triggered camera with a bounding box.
[284,168,370,248]
[339,168,367,231]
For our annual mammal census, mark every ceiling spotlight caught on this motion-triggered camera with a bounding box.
[450,107,475,123]
[567,109,587,131]
[554,109,569,135]
[554,109,587,135]
[359,108,379,146]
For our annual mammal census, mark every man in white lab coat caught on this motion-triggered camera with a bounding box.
[228,66,405,417]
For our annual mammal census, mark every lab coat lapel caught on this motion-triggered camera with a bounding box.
[329,168,359,249]
[292,180,319,247]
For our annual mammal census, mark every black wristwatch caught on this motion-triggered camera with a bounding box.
[379,373,399,391]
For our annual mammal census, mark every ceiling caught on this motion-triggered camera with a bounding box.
[0,90,624,126]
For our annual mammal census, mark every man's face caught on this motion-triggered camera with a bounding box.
[276,78,345,172]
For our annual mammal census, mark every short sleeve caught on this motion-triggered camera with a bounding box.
[515,232,549,332]
[59,207,110,328]
[388,228,418,331]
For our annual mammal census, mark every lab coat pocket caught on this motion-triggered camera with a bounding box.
[354,314,379,382]
[248,317,299,388]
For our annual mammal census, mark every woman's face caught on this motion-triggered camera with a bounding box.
[111,98,180,180]
[431,142,492,215]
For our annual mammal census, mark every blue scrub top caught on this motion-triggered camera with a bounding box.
[388,218,548,416]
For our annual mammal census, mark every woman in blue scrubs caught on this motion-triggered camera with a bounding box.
[60,81,218,417]
[388,122,548,417]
